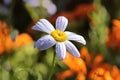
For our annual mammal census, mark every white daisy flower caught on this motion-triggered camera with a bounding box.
[32,16,86,60]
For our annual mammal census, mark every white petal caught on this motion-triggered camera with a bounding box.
[65,31,86,45]
[55,16,68,31]
[65,40,80,57]
[56,42,66,60]
[32,19,55,33]
[34,35,56,50]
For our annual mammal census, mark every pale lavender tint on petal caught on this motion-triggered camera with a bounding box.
[32,19,55,34]
[34,35,56,50]
[55,16,68,31]
[65,40,80,57]
[65,31,86,45]
[56,42,66,60]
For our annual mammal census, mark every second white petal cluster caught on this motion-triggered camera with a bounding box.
[32,16,86,60]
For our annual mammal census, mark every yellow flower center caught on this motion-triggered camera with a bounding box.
[51,30,67,42]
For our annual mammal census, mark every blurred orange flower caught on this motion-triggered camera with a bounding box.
[0,21,13,54]
[56,51,87,80]
[89,67,105,80]
[0,20,33,55]
[106,19,120,49]
[92,54,104,68]
[63,52,87,74]
[74,4,95,19]
[80,47,91,66]
[49,11,75,23]
[56,47,120,80]
[76,72,86,80]
[49,4,94,23]
[14,33,33,48]
[56,70,74,80]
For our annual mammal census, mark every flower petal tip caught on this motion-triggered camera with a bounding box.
[39,19,46,22]
[57,53,66,60]
[58,57,65,60]
[74,53,80,57]
[32,26,36,30]
[83,40,86,45]
[58,16,67,18]
[80,37,86,45]
[58,16,68,23]
[81,37,86,45]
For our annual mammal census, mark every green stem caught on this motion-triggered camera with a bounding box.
[48,52,56,80]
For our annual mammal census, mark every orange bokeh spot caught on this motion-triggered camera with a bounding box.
[80,47,91,66]
[0,21,13,54]
[93,54,104,68]
[106,19,120,49]
[111,66,120,79]
[49,4,94,23]
[0,20,33,55]
[14,33,33,48]
[56,46,120,80]
[62,52,87,74]
[77,73,86,80]
[89,67,105,80]
[56,70,74,80]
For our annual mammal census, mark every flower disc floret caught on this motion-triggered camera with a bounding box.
[51,30,67,42]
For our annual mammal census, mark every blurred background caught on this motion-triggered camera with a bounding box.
[1,0,120,80]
